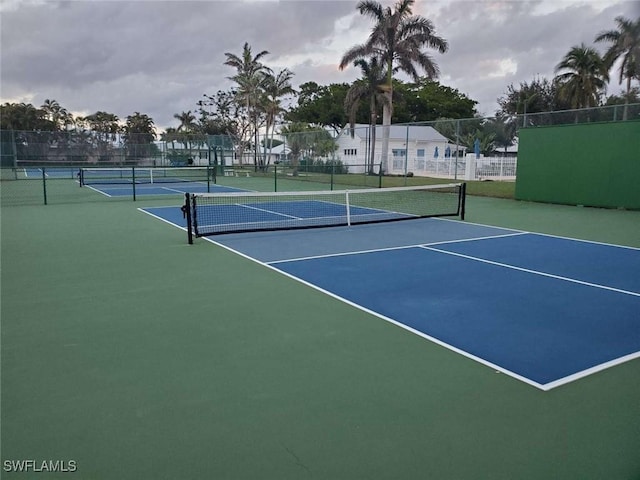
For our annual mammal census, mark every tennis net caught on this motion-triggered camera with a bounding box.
[184,183,465,242]
[79,166,214,186]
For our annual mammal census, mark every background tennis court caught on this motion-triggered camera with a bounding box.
[2,192,640,479]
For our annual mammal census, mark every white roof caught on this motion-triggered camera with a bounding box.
[344,124,450,142]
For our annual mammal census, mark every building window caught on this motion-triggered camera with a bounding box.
[417,149,425,157]
[392,149,406,169]
[343,149,357,156]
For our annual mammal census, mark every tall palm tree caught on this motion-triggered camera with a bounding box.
[595,15,640,119]
[124,112,156,162]
[339,0,448,173]
[554,43,609,111]
[224,43,272,167]
[261,68,296,170]
[344,57,389,173]
[173,110,196,132]
[173,110,197,158]
[41,99,73,131]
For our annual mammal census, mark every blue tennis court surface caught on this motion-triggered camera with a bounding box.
[87,182,242,197]
[141,205,640,390]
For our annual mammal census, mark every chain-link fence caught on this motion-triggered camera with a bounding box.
[1,103,637,205]
[0,131,235,169]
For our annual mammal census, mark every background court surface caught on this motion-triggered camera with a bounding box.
[2,195,640,480]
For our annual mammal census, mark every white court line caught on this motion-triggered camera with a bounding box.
[137,207,188,231]
[541,351,640,390]
[434,216,640,251]
[84,184,112,197]
[161,186,189,194]
[421,245,640,297]
[267,232,528,265]
[238,203,302,219]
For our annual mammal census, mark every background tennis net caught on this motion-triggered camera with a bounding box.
[184,183,465,242]
[80,166,214,186]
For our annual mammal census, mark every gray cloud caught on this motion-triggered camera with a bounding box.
[1,0,638,128]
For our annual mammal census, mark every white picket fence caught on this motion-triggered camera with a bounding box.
[385,155,517,181]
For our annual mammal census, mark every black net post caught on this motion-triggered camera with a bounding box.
[274,163,278,192]
[330,162,334,191]
[184,193,194,244]
[42,167,48,205]
[132,167,136,201]
[460,182,467,220]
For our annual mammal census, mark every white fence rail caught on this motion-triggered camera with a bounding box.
[383,155,517,181]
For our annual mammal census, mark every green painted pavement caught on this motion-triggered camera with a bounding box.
[1,195,639,479]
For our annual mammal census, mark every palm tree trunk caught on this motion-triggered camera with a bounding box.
[623,76,631,121]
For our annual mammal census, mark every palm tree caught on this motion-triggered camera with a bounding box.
[41,99,73,131]
[123,112,156,162]
[173,111,196,158]
[344,57,389,173]
[554,43,609,111]
[261,68,296,170]
[173,110,196,132]
[339,0,448,173]
[595,16,640,119]
[224,42,272,167]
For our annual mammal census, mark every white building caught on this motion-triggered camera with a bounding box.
[335,124,466,176]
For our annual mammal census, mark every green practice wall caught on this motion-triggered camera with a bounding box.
[515,120,640,209]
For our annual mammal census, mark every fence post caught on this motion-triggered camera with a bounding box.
[132,167,136,201]
[404,125,410,186]
[42,167,48,205]
[330,161,334,191]
[454,120,460,180]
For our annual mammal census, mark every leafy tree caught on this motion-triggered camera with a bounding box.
[0,102,54,131]
[285,82,350,134]
[392,79,477,122]
[596,16,640,119]
[339,0,448,172]
[200,89,253,166]
[280,123,336,175]
[461,128,496,156]
[483,117,516,154]
[605,86,640,105]
[554,43,609,110]
[496,77,571,126]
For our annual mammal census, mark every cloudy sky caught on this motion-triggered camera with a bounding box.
[1,0,638,130]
